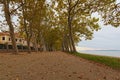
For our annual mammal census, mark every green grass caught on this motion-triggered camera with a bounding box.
[70,52,120,71]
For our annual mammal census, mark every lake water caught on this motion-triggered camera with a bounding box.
[78,50,120,58]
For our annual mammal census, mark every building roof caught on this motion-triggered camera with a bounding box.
[0,31,23,38]
[0,32,10,36]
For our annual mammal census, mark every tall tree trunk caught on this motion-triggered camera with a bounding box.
[64,35,70,52]
[34,41,38,52]
[40,32,47,51]
[62,33,70,52]
[27,38,31,53]
[68,18,76,52]
[68,0,76,52]
[33,33,38,52]
[3,0,18,54]
[21,0,32,53]
[62,39,65,52]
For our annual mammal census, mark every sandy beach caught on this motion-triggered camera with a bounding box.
[0,51,120,80]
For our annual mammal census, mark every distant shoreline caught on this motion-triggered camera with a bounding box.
[78,50,120,51]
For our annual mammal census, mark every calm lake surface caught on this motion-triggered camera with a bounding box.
[78,50,120,58]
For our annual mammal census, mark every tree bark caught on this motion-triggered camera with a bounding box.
[21,0,32,53]
[3,0,18,54]
[26,37,31,53]
[39,32,47,51]
[33,33,38,52]
[68,0,76,52]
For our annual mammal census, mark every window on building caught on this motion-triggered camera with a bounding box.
[19,39,22,42]
[2,37,5,40]
[9,38,11,41]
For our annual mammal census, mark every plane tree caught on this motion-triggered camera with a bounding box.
[52,0,119,52]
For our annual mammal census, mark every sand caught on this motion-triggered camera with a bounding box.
[0,51,120,80]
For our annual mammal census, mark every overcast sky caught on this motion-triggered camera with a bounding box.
[78,26,120,50]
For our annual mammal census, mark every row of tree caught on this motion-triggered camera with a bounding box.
[0,0,119,54]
